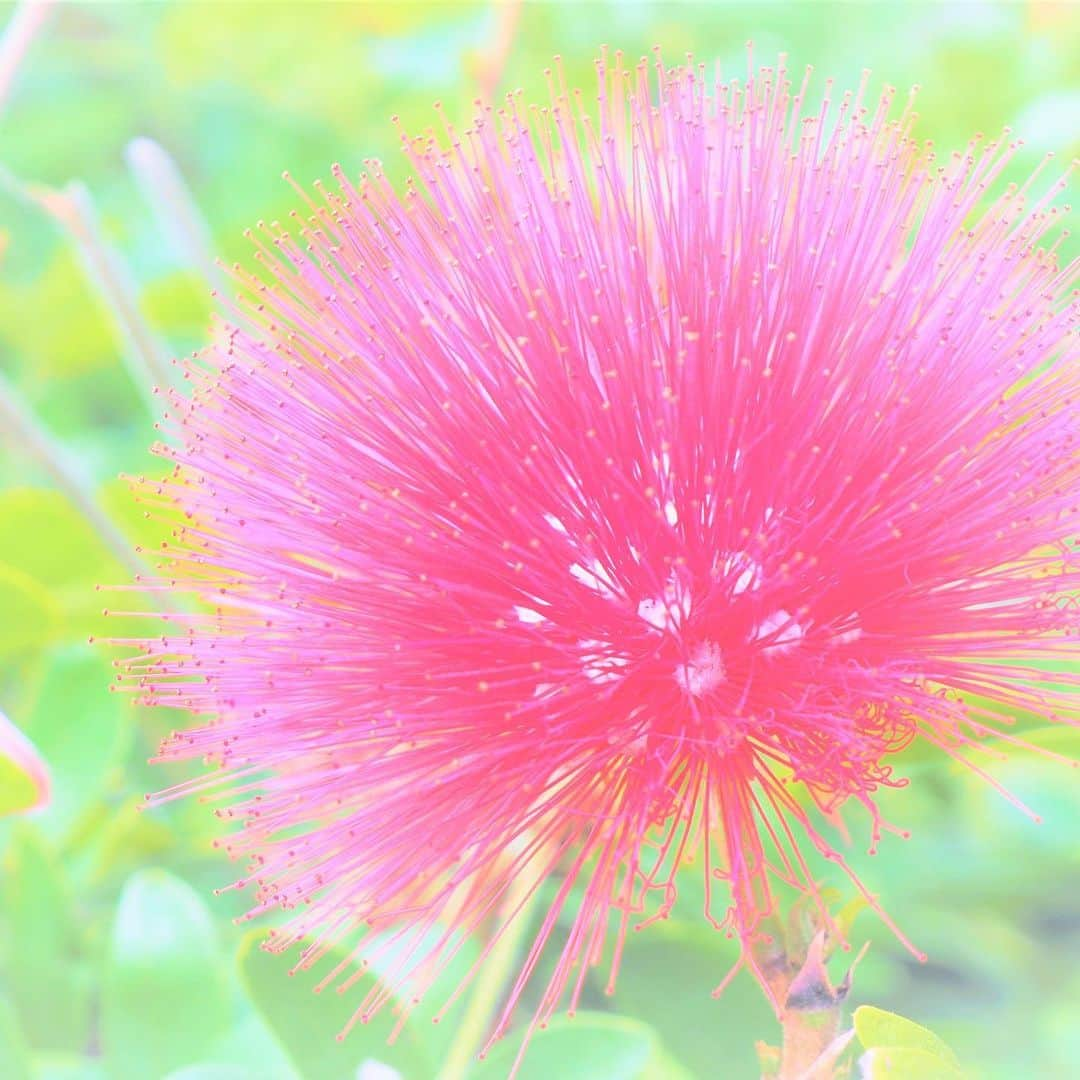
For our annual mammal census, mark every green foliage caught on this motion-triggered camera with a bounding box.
[470,1013,680,1079]
[0,249,118,379]
[1,827,91,1052]
[236,921,487,1079]
[0,563,61,656]
[238,931,433,1080]
[0,753,38,817]
[0,2,1077,1078]
[860,1047,964,1080]
[101,870,232,1080]
[22,646,129,839]
[854,1005,969,1077]
[853,1006,962,1074]
[0,994,34,1080]
[164,1069,272,1080]
[608,923,772,1079]
[0,488,137,643]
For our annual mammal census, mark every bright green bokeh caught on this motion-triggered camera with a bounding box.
[1,3,1077,1078]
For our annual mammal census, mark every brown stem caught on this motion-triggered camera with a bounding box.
[759,930,865,1080]
[778,1003,844,1080]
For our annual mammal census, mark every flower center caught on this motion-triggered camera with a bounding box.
[674,640,727,697]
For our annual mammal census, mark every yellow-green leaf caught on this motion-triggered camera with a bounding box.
[860,1046,965,1080]
[854,1006,961,1067]
[0,562,62,656]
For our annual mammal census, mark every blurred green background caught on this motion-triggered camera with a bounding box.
[0,2,1078,1078]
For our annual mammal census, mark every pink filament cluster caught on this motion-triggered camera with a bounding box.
[123,51,1078,1054]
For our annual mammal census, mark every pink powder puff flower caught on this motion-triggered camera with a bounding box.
[125,50,1079,1060]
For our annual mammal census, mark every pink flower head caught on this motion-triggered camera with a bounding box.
[128,51,1079,1056]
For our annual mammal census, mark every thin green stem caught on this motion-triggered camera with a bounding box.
[61,180,178,406]
[0,370,176,606]
[0,165,175,412]
[125,137,229,297]
[439,871,540,1080]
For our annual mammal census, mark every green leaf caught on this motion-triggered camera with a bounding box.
[0,827,90,1051]
[102,870,232,1080]
[0,490,118,590]
[187,1006,297,1078]
[471,1013,665,1079]
[140,271,214,337]
[0,995,33,1080]
[0,249,117,378]
[859,1046,965,1080]
[0,709,49,818]
[355,921,481,1062]
[31,1056,106,1080]
[237,930,433,1080]
[951,723,1080,765]
[0,563,61,657]
[638,1048,695,1080]
[609,922,773,1080]
[832,894,870,952]
[0,488,158,643]
[0,756,40,818]
[79,796,177,884]
[854,1006,961,1067]
[21,647,128,839]
[163,1068,280,1080]
[98,472,174,537]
